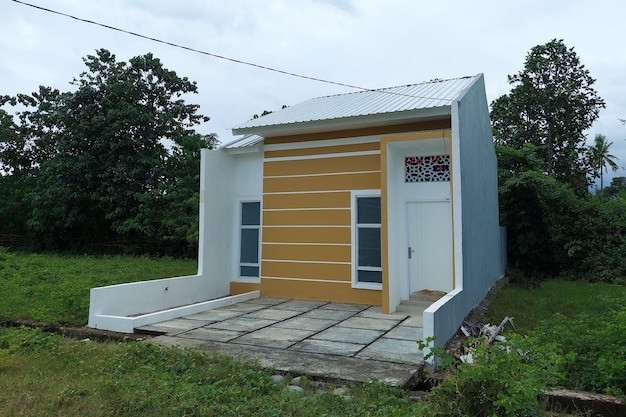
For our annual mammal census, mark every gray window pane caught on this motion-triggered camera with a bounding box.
[357,197,380,224]
[358,228,381,267]
[240,266,259,277]
[240,229,259,263]
[358,270,382,283]
[242,202,260,226]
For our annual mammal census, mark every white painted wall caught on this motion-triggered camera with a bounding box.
[423,74,505,351]
[88,147,262,332]
[386,138,452,313]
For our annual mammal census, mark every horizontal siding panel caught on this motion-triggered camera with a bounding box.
[262,226,351,244]
[263,192,350,209]
[264,141,380,159]
[260,278,382,305]
[263,209,350,226]
[264,154,380,177]
[264,172,380,193]
[264,120,451,145]
[262,244,351,263]
[262,261,351,281]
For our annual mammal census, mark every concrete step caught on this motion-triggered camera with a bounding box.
[399,299,432,309]
[395,304,427,316]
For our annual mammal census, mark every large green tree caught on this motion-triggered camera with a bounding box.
[0,49,215,252]
[588,133,619,190]
[491,39,605,189]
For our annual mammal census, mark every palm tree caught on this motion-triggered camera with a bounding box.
[589,134,620,190]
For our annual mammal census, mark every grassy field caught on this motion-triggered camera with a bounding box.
[1,251,623,415]
[0,248,197,326]
[487,279,626,395]
[0,327,420,417]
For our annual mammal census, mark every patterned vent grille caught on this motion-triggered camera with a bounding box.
[405,155,450,182]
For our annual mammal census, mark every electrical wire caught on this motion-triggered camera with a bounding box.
[11,0,455,103]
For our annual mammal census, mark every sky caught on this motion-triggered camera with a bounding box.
[1,0,625,185]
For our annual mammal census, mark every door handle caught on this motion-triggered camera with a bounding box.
[408,246,413,259]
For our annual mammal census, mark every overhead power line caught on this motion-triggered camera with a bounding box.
[11,0,454,102]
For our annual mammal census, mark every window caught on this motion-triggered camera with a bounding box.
[356,196,382,284]
[239,201,260,277]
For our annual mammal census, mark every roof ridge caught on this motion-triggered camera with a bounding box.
[311,74,478,100]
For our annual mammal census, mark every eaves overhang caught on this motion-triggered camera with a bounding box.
[232,105,452,138]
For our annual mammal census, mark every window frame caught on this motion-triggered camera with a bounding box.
[237,199,262,281]
[351,190,383,290]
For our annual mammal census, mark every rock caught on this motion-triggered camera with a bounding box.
[290,376,304,386]
[286,385,304,394]
[270,374,285,385]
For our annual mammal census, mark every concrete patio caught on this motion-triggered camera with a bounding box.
[139,297,426,387]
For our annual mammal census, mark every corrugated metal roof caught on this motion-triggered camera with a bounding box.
[220,133,264,149]
[233,75,479,134]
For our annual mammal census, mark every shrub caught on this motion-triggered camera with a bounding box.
[424,334,566,417]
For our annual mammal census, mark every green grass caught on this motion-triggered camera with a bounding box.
[487,279,626,395]
[0,248,197,326]
[487,279,623,334]
[0,327,421,417]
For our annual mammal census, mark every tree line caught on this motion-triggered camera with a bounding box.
[0,49,216,256]
[1,41,625,281]
[492,39,626,283]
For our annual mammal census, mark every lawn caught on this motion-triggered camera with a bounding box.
[1,251,623,415]
[0,248,197,326]
[487,279,626,395]
[0,327,420,417]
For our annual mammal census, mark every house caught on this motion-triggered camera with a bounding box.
[88,74,505,350]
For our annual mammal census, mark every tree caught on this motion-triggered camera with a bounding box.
[588,134,619,190]
[1,49,213,252]
[491,39,605,190]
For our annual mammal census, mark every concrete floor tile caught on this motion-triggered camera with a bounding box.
[246,297,290,305]
[183,309,244,321]
[219,302,267,312]
[399,316,423,328]
[272,300,328,311]
[147,335,206,348]
[312,327,383,345]
[243,308,303,321]
[275,317,339,331]
[356,338,423,365]
[337,316,400,331]
[384,326,423,341]
[358,306,409,320]
[319,303,369,312]
[149,318,212,331]
[290,339,365,356]
[207,317,277,332]
[177,328,244,342]
[301,309,356,320]
[233,327,315,349]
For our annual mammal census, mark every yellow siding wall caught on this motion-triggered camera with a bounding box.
[232,119,453,304]
[260,136,381,305]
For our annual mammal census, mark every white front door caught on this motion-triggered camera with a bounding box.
[407,200,453,294]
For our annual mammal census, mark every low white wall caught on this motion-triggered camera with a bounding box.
[88,280,259,333]
[88,274,213,329]
[423,289,463,357]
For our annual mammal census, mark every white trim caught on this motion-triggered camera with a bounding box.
[264,190,352,195]
[351,190,383,291]
[262,242,350,246]
[264,135,380,151]
[263,225,350,228]
[234,197,263,281]
[264,150,380,162]
[261,276,351,284]
[262,259,351,265]
[263,208,350,212]
[264,170,380,179]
